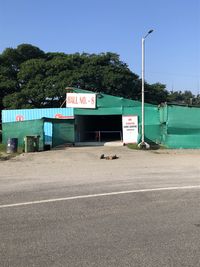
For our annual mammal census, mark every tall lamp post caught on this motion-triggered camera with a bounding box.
[138,29,154,149]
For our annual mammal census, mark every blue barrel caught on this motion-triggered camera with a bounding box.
[7,138,18,153]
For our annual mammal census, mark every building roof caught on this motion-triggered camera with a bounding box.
[67,87,155,116]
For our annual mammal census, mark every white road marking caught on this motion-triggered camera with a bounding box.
[1,185,200,209]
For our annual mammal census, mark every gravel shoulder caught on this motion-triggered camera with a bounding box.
[1,146,200,190]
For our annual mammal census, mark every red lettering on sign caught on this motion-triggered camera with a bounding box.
[91,97,95,105]
[67,96,78,104]
[80,96,87,104]
[66,93,96,108]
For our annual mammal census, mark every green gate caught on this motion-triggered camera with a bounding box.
[52,119,75,147]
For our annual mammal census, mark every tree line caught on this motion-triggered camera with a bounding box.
[0,43,199,111]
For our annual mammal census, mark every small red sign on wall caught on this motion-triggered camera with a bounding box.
[16,115,24,121]
[54,114,74,119]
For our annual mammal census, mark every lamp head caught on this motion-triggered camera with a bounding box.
[143,29,154,39]
[148,29,154,34]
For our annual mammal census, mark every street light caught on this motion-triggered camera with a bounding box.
[138,29,154,149]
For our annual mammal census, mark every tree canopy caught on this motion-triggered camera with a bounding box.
[0,43,198,111]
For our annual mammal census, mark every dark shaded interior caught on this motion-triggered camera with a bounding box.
[76,115,122,142]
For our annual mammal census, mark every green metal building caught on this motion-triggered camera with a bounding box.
[73,88,160,144]
[3,87,200,149]
[2,88,160,149]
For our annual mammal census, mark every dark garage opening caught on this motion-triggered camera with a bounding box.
[75,115,122,142]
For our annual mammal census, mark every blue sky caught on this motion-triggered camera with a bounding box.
[1,0,199,93]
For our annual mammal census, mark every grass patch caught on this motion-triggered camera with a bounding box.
[0,143,23,161]
[0,144,8,160]
[127,143,140,150]
[0,143,6,152]
[127,142,166,150]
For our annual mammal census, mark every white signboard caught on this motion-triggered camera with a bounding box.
[66,93,96,108]
[122,115,138,144]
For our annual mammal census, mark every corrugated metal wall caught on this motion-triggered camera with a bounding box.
[159,105,200,148]
[2,119,45,150]
[2,108,74,122]
[2,108,74,145]
[2,118,75,150]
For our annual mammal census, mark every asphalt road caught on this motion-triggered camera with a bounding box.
[1,146,200,267]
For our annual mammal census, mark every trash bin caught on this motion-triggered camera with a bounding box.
[7,138,18,153]
[24,136,40,153]
[34,136,40,152]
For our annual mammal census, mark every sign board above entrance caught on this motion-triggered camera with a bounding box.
[66,93,96,109]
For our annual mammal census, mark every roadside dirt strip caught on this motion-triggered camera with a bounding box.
[1,146,200,196]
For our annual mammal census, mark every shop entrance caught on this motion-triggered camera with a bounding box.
[75,115,122,142]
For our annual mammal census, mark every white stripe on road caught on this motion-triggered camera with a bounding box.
[1,185,200,209]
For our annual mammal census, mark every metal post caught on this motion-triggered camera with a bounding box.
[141,37,145,144]
[138,29,154,149]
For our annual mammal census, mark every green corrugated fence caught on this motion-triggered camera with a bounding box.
[159,104,200,148]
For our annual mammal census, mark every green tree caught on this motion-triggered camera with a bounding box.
[0,44,45,110]
[1,43,184,110]
[167,90,195,105]
[3,52,145,108]
[145,82,168,104]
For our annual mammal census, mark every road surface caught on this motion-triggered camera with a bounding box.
[1,146,200,266]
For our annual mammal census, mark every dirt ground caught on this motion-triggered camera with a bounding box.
[1,145,200,191]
